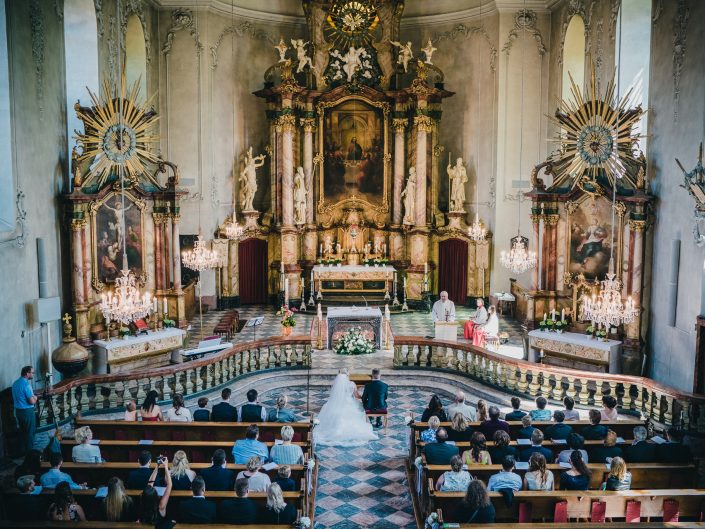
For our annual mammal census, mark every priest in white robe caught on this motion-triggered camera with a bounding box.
[431,291,456,322]
[463,298,488,339]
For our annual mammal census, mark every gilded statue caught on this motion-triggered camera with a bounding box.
[239,147,266,212]
[448,157,468,212]
[293,166,307,225]
[401,167,416,225]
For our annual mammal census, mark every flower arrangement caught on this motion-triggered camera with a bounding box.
[553,320,567,333]
[334,327,375,355]
[585,325,594,337]
[294,516,311,529]
[538,319,548,331]
[595,328,607,340]
[162,318,176,328]
[119,326,131,338]
[277,306,297,327]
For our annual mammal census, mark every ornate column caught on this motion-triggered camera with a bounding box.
[301,117,318,264]
[545,214,559,291]
[153,214,164,292]
[414,115,433,226]
[392,118,407,226]
[530,213,540,291]
[71,218,89,344]
[171,213,187,328]
[623,218,647,373]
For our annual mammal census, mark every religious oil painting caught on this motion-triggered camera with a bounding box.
[568,197,613,280]
[320,98,387,209]
[94,193,144,284]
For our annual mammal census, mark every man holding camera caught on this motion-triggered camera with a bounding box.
[12,366,37,455]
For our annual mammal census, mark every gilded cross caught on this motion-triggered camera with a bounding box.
[62,313,72,326]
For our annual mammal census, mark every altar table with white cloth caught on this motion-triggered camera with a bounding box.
[94,328,187,374]
[528,329,621,373]
[326,306,383,349]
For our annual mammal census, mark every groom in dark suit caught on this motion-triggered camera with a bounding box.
[362,368,388,428]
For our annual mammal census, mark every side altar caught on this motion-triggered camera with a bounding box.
[93,328,187,375]
[528,330,621,374]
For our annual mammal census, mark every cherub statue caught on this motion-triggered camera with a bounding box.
[421,38,437,65]
[293,166,307,225]
[448,157,468,212]
[401,167,417,225]
[391,41,414,72]
[274,37,288,62]
[239,147,266,212]
[291,39,313,73]
[340,46,365,82]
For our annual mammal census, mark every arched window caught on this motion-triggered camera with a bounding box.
[63,0,98,187]
[125,15,147,100]
[0,0,13,231]
[616,0,651,145]
[562,15,585,101]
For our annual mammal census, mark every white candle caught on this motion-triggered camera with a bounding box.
[424,262,428,275]
[543,312,547,322]
[163,298,168,314]
[153,299,157,313]
[310,271,314,289]
[403,277,407,288]
[284,278,289,302]
[551,309,556,322]
[319,243,322,256]
[317,303,322,321]
[385,304,390,319]
[561,308,565,322]
[281,262,285,274]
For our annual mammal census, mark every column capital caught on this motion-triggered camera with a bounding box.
[392,118,408,132]
[543,214,560,226]
[170,213,181,223]
[413,115,434,132]
[300,117,317,133]
[71,218,88,231]
[629,219,647,232]
[152,212,169,225]
[275,114,297,133]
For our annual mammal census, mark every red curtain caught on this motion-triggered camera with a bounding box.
[438,238,468,306]
[238,238,268,304]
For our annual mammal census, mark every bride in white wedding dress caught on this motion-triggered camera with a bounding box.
[314,370,379,446]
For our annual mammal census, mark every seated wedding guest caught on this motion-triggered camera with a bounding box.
[126,451,153,491]
[102,477,135,522]
[47,481,86,522]
[259,483,297,524]
[270,425,304,465]
[463,298,488,339]
[232,425,269,465]
[211,388,237,422]
[14,449,42,482]
[239,389,268,422]
[581,409,608,440]
[124,400,139,421]
[473,305,499,347]
[556,433,588,464]
[218,478,258,524]
[420,416,441,443]
[421,394,448,422]
[72,426,102,463]
[604,456,631,491]
[590,430,623,463]
[480,405,509,439]
[562,396,580,421]
[456,480,496,524]
[40,452,85,490]
[446,390,477,421]
[200,449,234,491]
[524,452,554,491]
[529,396,551,421]
[178,476,216,524]
[545,410,573,440]
[165,394,192,423]
[274,465,296,492]
[489,430,518,463]
[168,450,196,490]
[236,456,271,492]
[448,412,474,442]
[517,415,537,439]
[436,455,472,492]
[423,428,459,465]
[476,399,488,422]
[193,397,210,422]
[520,429,552,462]
[488,455,522,492]
[657,427,692,463]
[462,431,491,465]
[559,450,591,490]
[12,475,43,520]
[267,394,297,423]
[625,426,657,463]
[504,396,526,421]
[600,395,618,421]
[138,456,173,528]
[140,390,163,422]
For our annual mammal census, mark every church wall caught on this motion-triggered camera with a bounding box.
[646,0,705,392]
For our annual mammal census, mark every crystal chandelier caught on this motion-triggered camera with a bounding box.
[583,269,638,328]
[500,235,537,274]
[182,235,220,271]
[468,213,486,241]
[101,267,153,325]
[224,213,244,239]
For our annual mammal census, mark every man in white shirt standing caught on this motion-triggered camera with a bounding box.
[431,291,456,322]
[463,298,488,339]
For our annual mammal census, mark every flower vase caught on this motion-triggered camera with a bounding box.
[282,325,292,336]
[337,263,342,267]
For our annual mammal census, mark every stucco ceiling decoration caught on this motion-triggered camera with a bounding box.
[433,24,498,72]
[501,9,546,56]
[209,21,277,70]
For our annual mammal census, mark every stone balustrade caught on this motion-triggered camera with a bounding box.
[39,336,312,429]
[393,336,705,432]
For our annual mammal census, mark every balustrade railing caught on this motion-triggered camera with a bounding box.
[393,336,705,432]
[39,336,311,429]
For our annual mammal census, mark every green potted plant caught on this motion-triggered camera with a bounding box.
[163,318,176,328]
[545,319,555,332]
[595,328,607,341]
[585,325,595,338]
[277,305,297,336]
[119,326,131,339]
[538,318,548,331]
[554,320,567,333]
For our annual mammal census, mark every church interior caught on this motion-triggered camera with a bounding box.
[1,0,705,527]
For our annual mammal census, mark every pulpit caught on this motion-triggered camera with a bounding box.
[434,321,459,342]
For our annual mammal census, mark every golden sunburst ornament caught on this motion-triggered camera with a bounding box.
[549,66,644,192]
[75,76,160,189]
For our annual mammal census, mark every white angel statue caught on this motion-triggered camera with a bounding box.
[240,147,266,212]
[391,41,414,72]
[291,39,313,73]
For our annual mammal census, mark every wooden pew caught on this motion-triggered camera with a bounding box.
[75,419,312,443]
[60,439,311,464]
[423,463,696,491]
[40,462,308,489]
[429,489,705,522]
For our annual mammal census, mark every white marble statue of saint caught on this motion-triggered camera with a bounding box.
[293,166,307,225]
[448,157,468,212]
[291,39,313,73]
[274,37,288,63]
[341,46,365,82]
[421,39,437,65]
[239,147,266,212]
[391,41,414,72]
[401,167,417,225]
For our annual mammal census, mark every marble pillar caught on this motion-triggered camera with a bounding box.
[392,118,407,226]
[414,116,433,226]
[153,216,164,291]
[71,220,84,306]
[279,116,296,228]
[531,215,540,291]
[302,118,315,225]
[171,215,182,292]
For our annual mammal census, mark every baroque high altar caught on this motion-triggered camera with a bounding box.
[216,0,491,310]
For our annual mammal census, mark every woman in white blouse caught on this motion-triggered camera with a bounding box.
[164,394,192,422]
[72,426,103,463]
[236,456,272,492]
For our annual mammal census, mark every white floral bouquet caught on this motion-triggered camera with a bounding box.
[333,326,375,355]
